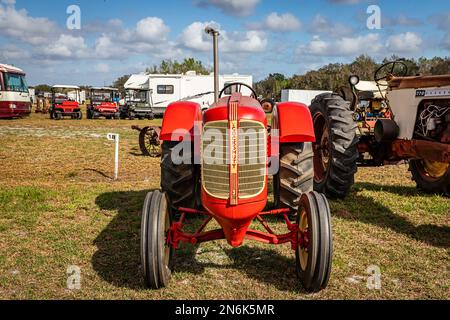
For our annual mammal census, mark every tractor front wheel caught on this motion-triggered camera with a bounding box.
[274,143,314,211]
[141,191,173,289]
[296,191,333,292]
[309,93,359,199]
[410,159,450,196]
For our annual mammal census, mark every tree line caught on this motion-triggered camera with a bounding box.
[255,55,450,100]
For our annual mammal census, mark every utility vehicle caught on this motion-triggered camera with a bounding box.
[87,87,120,119]
[49,85,82,120]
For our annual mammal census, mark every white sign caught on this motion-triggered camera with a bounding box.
[107,133,120,180]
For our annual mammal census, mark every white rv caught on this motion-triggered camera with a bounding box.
[281,89,332,106]
[124,71,253,116]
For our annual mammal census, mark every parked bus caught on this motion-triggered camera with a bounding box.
[0,64,31,119]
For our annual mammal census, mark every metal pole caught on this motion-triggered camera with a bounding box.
[213,31,219,103]
[205,27,220,103]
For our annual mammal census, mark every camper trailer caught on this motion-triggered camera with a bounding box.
[0,64,32,119]
[123,72,253,116]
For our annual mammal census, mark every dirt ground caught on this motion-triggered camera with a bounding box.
[0,112,448,300]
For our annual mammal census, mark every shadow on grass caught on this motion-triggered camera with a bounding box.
[93,189,154,290]
[84,168,113,180]
[333,183,450,249]
[174,244,304,293]
[93,189,303,292]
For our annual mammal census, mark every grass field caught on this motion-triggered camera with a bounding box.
[0,112,449,300]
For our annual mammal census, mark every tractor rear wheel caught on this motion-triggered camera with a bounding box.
[274,143,314,211]
[296,192,333,292]
[410,160,450,196]
[161,141,200,213]
[309,93,359,199]
[141,190,173,289]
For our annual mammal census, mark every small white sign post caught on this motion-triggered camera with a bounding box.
[107,133,120,180]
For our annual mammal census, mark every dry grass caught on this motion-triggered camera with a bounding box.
[0,113,448,300]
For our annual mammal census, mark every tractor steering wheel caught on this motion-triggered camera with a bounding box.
[374,60,408,85]
[219,82,258,99]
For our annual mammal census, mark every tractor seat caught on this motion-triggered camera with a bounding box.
[389,75,450,90]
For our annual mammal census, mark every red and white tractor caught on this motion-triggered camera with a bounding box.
[87,87,120,120]
[140,27,333,292]
[310,60,450,197]
[49,85,83,120]
[0,64,31,119]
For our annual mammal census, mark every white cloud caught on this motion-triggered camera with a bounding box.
[297,34,383,57]
[39,35,89,59]
[309,15,353,37]
[196,0,260,17]
[250,12,301,32]
[179,21,267,53]
[136,17,170,42]
[95,63,110,73]
[0,4,58,45]
[386,32,423,53]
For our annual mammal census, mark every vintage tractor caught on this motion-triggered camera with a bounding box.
[140,80,333,292]
[87,87,120,119]
[120,87,155,120]
[49,85,83,120]
[310,60,450,197]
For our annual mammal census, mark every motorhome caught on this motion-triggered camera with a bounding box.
[0,64,32,118]
[123,71,253,116]
[281,89,332,106]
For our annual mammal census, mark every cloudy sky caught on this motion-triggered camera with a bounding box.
[0,0,449,86]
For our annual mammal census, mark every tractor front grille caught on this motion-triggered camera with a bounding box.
[202,120,266,200]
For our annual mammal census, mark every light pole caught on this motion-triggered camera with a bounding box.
[205,26,220,103]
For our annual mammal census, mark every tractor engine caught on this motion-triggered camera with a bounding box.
[201,93,268,246]
[414,100,450,143]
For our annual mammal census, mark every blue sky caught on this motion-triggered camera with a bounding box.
[0,0,449,86]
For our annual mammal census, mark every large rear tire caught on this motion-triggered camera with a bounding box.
[296,192,333,292]
[161,141,200,212]
[141,191,173,289]
[309,93,359,199]
[409,160,450,196]
[274,143,313,210]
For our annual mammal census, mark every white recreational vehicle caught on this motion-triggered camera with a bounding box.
[281,89,332,106]
[123,71,253,116]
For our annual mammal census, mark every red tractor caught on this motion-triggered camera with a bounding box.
[140,81,333,292]
[87,87,120,120]
[49,85,82,120]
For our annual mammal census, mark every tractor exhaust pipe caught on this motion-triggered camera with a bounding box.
[205,26,220,103]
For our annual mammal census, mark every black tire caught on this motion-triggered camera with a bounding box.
[141,191,173,289]
[129,112,136,120]
[77,111,83,120]
[296,192,333,292]
[93,111,99,119]
[310,93,359,199]
[53,111,62,120]
[161,141,200,212]
[274,143,313,211]
[409,160,450,196]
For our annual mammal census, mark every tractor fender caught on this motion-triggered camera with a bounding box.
[272,102,315,143]
[160,101,202,141]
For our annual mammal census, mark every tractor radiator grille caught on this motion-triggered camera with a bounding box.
[202,120,266,199]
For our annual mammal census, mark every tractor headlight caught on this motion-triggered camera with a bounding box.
[349,75,360,86]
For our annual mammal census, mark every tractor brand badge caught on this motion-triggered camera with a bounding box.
[230,120,238,173]
[229,101,239,205]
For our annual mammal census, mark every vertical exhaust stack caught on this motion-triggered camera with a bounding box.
[205,26,220,103]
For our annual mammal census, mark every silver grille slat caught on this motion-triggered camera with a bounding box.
[202,120,266,199]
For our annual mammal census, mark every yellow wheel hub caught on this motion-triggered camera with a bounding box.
[422,160,449,179]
